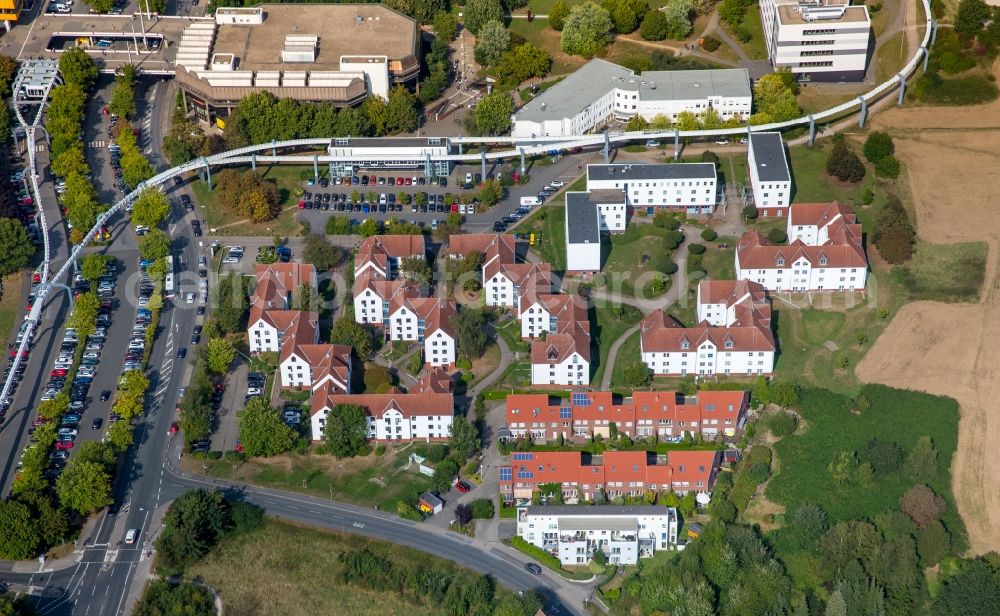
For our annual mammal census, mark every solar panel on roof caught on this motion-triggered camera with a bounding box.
[517,470,534,479]
[572,393,591,406]
[499,468,512,481]
[512,453,534,461]
[559,407,572,419]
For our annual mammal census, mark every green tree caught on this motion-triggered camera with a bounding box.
[904,435,938,480]
[0,218,35,275]
[51,143,90,178]
[549,0,570,30]
[828,450,859,487]
[0,500,39,559]
[660,0,693,39]
[59,47,98,90]
[474,20,511,67]
[323,403,370,458]
[108,64,137,119]
[385,86,419,134]
[80,253,110,282]
[106,420,135,452]
[474,91,515,136]
[825,590,848,616]
[872,195,914,264]
[303,232,345,271]
[933,557,1000,616]
[750,72,801,124]
[863,131,895,163]
[68,291,101,338]
[561,2,614,57]
[465,0,504,35]
[138,228,171,261]
[238,398,296,457]
[453,308,488,359]
[206,338,236,374]
[825,141,866,183]
[718,0,751,27]
[900,483,946,528]
[611,0,648,33]
[131,187,171,229]
[449,416,481,461]
[955,0,991,38]
[639,8,669,40]
[214,273,249,333]
[916,520,951,567]
[56,461,112,514]
[875,155,900,179]
[623,360,651,386]
[156,489,232,574]
[433,11,457,40]
[330,317,376,359]
[134,580,216,616]
[0,54,16,98]
[292,283,320,311]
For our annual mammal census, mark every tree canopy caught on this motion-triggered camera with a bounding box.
[0,218,35,276]
[474,91,515,136]
[131,187,171,229]
[561,2,614,58]
[238,398,297,457]
[323,403,370,458]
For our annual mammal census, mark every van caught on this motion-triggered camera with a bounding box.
[96,39,113,49]
[520,196,542,207]
[124,528,138,544]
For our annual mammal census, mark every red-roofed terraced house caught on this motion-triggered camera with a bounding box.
[498,449,721,504]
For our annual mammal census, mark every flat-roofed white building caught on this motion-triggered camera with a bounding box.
[586,163,718,215]
[565,193,605,273]
[760,0,872,82]
[512,59,752,138]
[516,505,679,566]
[748,132,792,217]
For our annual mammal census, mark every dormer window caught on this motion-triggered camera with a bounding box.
[819,256,828,266]
[776,257,785,266]
[725,340,734,349]
[681,341,690,350]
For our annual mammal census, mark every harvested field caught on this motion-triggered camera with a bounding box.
[858,89,1000,553]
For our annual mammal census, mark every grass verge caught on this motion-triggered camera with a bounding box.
[508,536,596,580]
[191,165,306,237]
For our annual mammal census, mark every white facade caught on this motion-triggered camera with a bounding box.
[280,353,314,388]
[747,132,792,216]
[735,258,867,292]
[566,241,601,273]
[521,303,555,339]
[641,343,775,377]
[516,506,678,566]
[485,272,517,308]
[531,353,589,386]
[423,329,455,367]
[310,405,453,443]
[586,163,718,214]
[512,60,752,138]
[354,287,386,325]
[248,319,280,353]
[760,0,872,82]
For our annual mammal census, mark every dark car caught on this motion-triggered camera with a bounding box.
[177,348,187,359]
[100,390,112,401]
[191,333,201,345]
[524,563,542,575]
[197,306,206,315]
[493,221,507,232]
[91,418,103,430]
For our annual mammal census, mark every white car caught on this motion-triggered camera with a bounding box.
[83,352,100,360]
[185,292,195,303]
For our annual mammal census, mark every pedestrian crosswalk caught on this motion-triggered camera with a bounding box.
[88,140,107,148]
[34,144,45,152]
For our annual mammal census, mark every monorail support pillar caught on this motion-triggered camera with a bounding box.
[271,139,277,157]
[603,132,610,163]
[674,128,680,160]
[519,148,526,175]
[481,151,487,181]
[858,97,868,129]
[931,19,938,46]
[897,73,906,106]
[202,157,212,191]
[313,155,320,184]
[251,153,257,172]
[808,115,816,146]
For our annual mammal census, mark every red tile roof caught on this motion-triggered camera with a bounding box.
[413,368,453,393]
[447,233,515,259]
[698,279,767,307]
[252,309,317,346]
[640,310,775,353]
[312,392,454,419]
[788,202,854,228]
[353,273,421,304]
[252,263,316,311]
[736,225,866,270]
[666,450,720,489]
[530,330,591,364]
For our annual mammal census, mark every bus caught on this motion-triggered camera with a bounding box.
[163,255,175,295]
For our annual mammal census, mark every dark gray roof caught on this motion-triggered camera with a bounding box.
[749,132,790,183]
[524,505,675,516]
[588,163,717,182]
[565,192,603,245]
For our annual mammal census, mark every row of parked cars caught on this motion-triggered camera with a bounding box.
[308,175,449,188]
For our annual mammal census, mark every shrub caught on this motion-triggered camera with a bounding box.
[900,484,946,528]
[743,205,758,220]
[862,187,875,205]
[700,228,718,242]
[702,36,721,52]
[746,462,771,485]
[875,155,901,179]
[701,150,720,165]
[688,243,706,255]
[863,131,894,163]
[762,411,798,437]
[826,141,866,183]
[767,228,788,244]
[470,498,495,519]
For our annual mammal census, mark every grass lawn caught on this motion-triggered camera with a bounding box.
[193,448,434,511]
[608,329,641,388]
[590,304,644,385]
[796,84,869,115]
[700,238,737,280]
[518,202,568,271]
[723,7,768,61]
[187,519,522,616]
[0,272,23,347]
[766,385,966,548]
[601,224,679,299]
[890,240,988,304]
[191,165,307,237]
[788,142,877,205]
[508,19,584,76]
[873,30,909,85]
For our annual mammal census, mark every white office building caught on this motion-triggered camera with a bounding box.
[565,193,606,273]
[516,506,679,566]
[748,132,792,217]
[512,59,752,138]
[586,163,718,215]
[760,0,872,82]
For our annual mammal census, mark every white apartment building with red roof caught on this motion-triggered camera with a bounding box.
[735,202,868,292]
[387,297,457,367]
